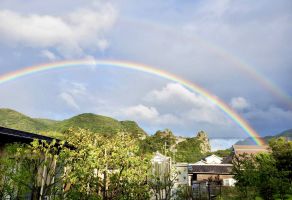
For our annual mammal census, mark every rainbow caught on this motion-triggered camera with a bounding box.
[124,18,292,109]
[0,59,265,145]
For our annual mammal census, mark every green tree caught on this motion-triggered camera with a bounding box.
[232,153,259,199]
[233,137,292,200]
[139,129,176,156]
[63,128,150,200]
[175,138,203,163]
[0,140,67,200]
[269,137,292,199]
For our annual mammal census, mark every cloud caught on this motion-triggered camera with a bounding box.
[40,50,58,61]
[0,4,117,57]
[59,92,79,110]
[58,81,89,110]
[122,104,159,120]
[121,104,180,125]
[145,83,229,125]
[146,83,215,108]
[245,106,292,135]
[230,97,250,111]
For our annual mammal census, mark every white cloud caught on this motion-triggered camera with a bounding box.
[119,83,232,130]
[184,108,229,125]
[0,4,117,57]
[146,83,215,108]
[121,104,180,125]
[40,50,57,61]
[58,81,89,110]
[59,92,79,110]
[123,104,159,120]
[230,97,250,111]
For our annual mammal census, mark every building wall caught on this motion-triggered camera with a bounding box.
[196,174,234,181]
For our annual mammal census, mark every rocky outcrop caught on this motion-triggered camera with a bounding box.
[196,131,211,154]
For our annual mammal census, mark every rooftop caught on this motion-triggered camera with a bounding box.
[188,164,233,174]
[0,126,56,145]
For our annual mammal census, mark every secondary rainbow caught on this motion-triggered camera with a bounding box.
[0,59,265,145]
[125,19,292,108]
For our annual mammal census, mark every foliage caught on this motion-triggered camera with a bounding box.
[0,108,147,138]
[175,185,192,200]
[120,120,147,139]
[63,128,150,200]
[0,140,67,199]
[139,129,176,156]
[236,129,292,145]
[0,128,151,200]
[212,149,232,158]
[233,137,292,200]
[148,164,179,200]
[0,108,51,132]
[175,137,203,163]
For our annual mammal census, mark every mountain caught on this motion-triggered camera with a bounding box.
[0,108,216,162]
[0,109,52,132]
[277,129,292,137]
[235,129,292,145]
[0,108,147,138]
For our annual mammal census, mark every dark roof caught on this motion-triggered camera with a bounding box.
[222,155,233,164]
[0,126,56,145]
[188,164,233,174]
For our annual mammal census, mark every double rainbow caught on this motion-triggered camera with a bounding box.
[0,59,265,145]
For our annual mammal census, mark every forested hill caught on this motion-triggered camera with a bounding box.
[0,108,147,138]
[236,129,292,145]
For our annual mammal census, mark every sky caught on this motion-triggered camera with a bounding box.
[0,0,291,138]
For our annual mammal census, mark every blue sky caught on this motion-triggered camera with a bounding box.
[0,0,291,138]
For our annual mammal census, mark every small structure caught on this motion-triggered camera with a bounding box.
[150,152,172,199]
[151,151,171,177]
[194,154,223,165]
[188,154,235,187]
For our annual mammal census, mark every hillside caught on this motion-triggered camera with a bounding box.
[236,129,292,145]
[0,108,213,162]
[139,129,211,163]
[0,109,51,132]
[0,108,147,138]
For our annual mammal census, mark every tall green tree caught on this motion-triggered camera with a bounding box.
[0,140,67,200]
[63,128,150,200]
[233,137,292,200]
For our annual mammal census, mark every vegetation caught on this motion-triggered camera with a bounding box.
[233,137,292,200]
[0,108,147,138]
[0,108,212,164]
[211,149,232,158]
[139,129,176,156]
[0,140,67,199]
[0,129,151,200]
[236,129,292,145]
[175,137,203,163]
[0,108,51,132]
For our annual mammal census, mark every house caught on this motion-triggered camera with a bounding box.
[194,154,223,165]
[188,154,235,186]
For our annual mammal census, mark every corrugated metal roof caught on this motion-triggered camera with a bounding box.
[0,126,56,144]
